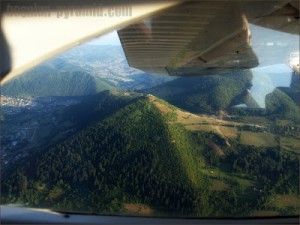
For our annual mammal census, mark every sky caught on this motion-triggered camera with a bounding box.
[250,64,293,108]
[86,31,121,46]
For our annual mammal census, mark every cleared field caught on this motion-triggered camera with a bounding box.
[201,168,258,202]
[124,204,152,215]
[200,169,224,179]
[251,210,281,217]
[276,120,293,126]
[233,176,255,190]
[280,137,300,155]
[185,124,238,139]
[200,169,254,189]
[210,179,229,191]
[272,195,300,208]
[240,131,277,147]
[149,95,243,127]
[150,95,297,150]
[177,113,243,127]
[242,116,271,125]
[150,99,172,115]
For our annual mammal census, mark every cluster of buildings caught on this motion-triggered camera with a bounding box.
[1,95,35,107]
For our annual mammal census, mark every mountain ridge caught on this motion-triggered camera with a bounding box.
[1,59,115,99]
[1,91,298,217]
[1,94,210,216]
[143,70,253,114]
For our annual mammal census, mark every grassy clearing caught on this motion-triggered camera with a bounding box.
[124,204,153,215]
[210,178,230,191]
[149,95,243,126]
[272,195,300,208]
[176,113,243,127]
[200,168,255,189]
[200,167,258,203]
[240,131,277,147]
[280,137,300,155]
[276,120,293,126]
[150,95,246,144]
[201,169,233,191]
[232,175,254,188]
[242,116,271,125]
[150,98,172,115]
[185,124,238,139]
[251,210,281,217]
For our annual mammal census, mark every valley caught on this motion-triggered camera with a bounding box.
[2,91,298,217]
[1,95,84,172]
[1,42,299,218]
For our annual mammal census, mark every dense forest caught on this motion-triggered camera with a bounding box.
[2,97,210,215]
[2,94,298,217]
[265,89,300,121]
[62,91,138,129]
[144,70,253,114]
[144,69,300,122]
[192,131,299,214]
[230,73,300,121]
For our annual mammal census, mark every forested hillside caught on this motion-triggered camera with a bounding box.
[145,70,300,122]
[265,89,300,121]
[2,94,298,217]
[278,74,300,107]
[63,90,139,129]
[144,70,253,114]
[1,61,114,98]
[1,97,210,216]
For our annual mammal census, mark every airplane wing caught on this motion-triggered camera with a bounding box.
[0,0,181,84]
[1,0,299,83]
[118,0,299,76]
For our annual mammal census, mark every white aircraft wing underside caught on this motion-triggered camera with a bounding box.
[118,0,299,76]
[1,0,299,83]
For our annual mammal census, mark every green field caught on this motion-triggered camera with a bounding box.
[251,210,281,217]
[254,194,300,216]
[210,178,230,191]
[185,124,238,139]
[280,137,300,155]
[240,131,277,147]
[272,195,300,208]
[200,168,255,190]
[242,116,271,125]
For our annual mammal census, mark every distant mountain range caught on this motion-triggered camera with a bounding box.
[57,44,174,90]
[1,58,115,98]
[1,45,174,97]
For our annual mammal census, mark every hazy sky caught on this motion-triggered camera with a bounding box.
[87,31,121,46]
